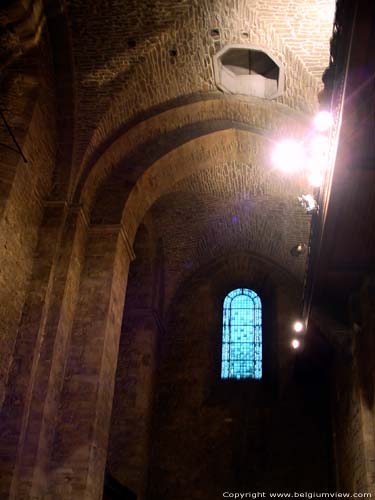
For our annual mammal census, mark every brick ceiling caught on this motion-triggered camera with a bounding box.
[0,0,336,198]
[151,162,311,309]
[66,0,335,180]
[0,0,337,291]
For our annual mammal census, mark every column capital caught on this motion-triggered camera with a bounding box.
[88,224,135,261]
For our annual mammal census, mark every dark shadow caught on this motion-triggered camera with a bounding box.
[103,471,137,500]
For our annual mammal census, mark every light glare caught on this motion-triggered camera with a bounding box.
[272,140,306,173]
[308,171,324,188]
[293,321,304,333]
[314,111,333,132]
[291,339,300,349]
[310,135,329,159]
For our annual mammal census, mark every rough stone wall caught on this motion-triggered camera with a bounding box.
[145,148,311,316]
[0,1,337,497]
[251,0,335,78]
[0,205,62,498]
[46,226,132,499]
[12,207,88,499]
[117,126,312,252]
[107,223,159,498]
[146,256,333,499]
[108,311,158,498]
[332,278,375,494]
[0,32,56,407]
[106,132,312,496]
[333,359,369,492]
[0,0,46,72]
[108,191,331,498]
[67,0,334,180]
[83,96,309,216]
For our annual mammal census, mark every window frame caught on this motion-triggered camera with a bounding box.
[221,287,263,380]
[209,283,277,398]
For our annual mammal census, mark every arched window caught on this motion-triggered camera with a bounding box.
[221,288,262,380]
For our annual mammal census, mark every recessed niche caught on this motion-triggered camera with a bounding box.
[127,39,137,49]
[213,44,284,99]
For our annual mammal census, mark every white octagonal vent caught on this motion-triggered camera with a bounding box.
[213,44,284,99]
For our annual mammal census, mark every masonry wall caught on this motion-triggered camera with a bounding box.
[107,223,159,498]
[107,232,335,499]
[332,278,375,495]
[146,262,334,499]
[0,33,56,408]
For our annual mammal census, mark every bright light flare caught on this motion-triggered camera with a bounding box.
[306,135,329,187]
[308,171,324,188]
[272,140,306,174]
[293,321,304,333]
[310,135,329,159]
[314,111,333,132]
[291,339,300,349]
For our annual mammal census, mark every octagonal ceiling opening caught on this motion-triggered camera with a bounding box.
[214,44,284,99]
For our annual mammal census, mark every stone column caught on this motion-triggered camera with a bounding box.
[0,85,55,406]
[0,202,88,499]
[48,225,134,500]
[10,203,89,499]
[108,308,160,499]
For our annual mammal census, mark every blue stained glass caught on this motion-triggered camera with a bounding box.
[221,288,262,380]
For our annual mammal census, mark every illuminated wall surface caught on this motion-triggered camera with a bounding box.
[221,288,262,379]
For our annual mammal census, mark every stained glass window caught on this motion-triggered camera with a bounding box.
[221,288,262,380]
